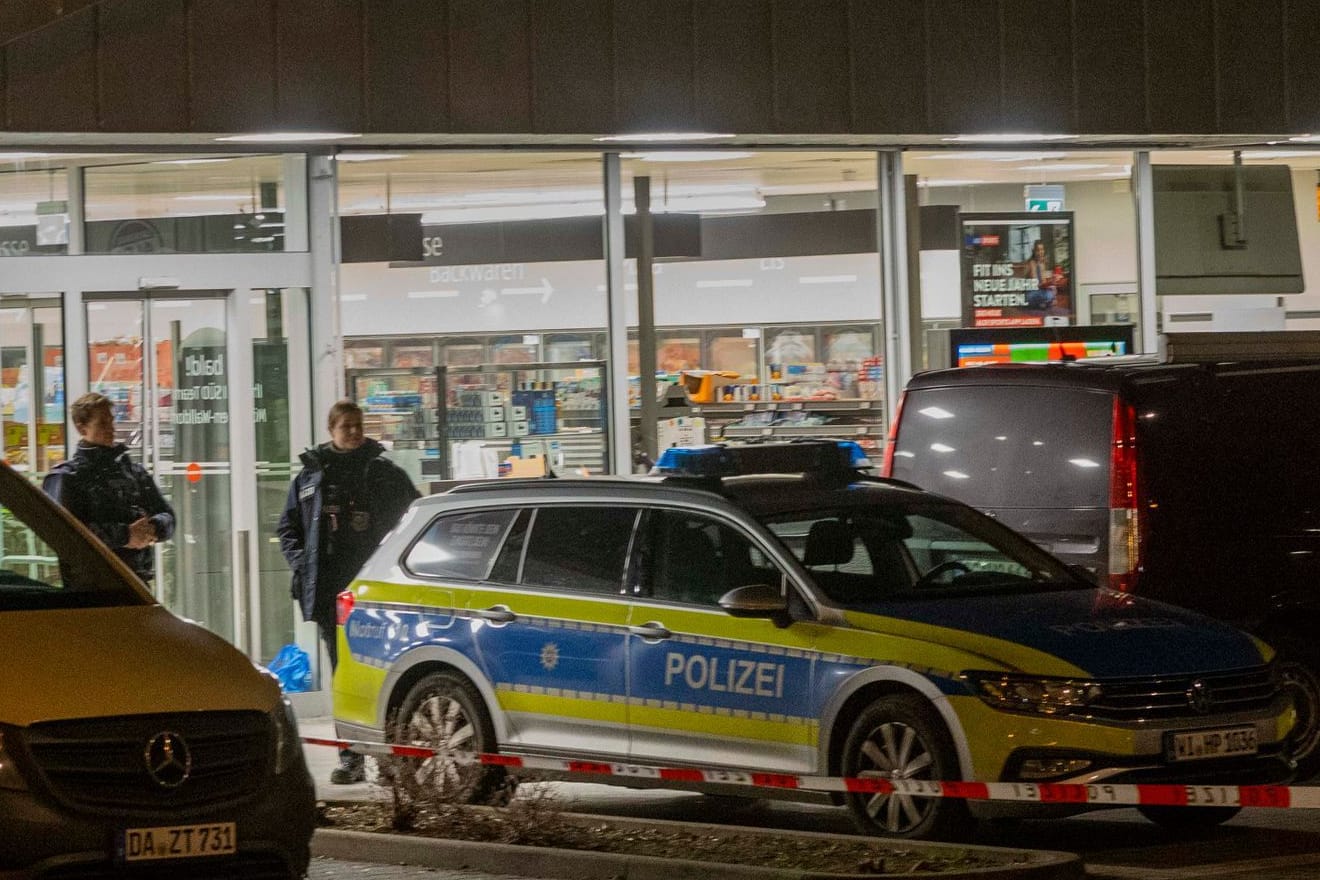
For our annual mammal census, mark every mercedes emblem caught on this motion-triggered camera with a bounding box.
[144,731,192,788]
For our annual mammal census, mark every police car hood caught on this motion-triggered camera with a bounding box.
[852,587,1267,677]
[0,605,281,727]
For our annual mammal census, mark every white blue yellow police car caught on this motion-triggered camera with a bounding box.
[333,441,1295,840]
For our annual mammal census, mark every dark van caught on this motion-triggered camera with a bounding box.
[884,333,1320,777]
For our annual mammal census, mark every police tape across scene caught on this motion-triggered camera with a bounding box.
[303,736,1310,809]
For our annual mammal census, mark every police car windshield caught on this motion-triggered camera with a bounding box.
[760,501,1083,604]
[0,473,148,611]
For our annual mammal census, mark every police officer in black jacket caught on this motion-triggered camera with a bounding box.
[278,399,420,783]
[43,392,175,583]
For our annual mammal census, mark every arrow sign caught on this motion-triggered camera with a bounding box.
[502,278,554,303]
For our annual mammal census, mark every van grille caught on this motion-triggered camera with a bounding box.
[23,711,271,814]
[1087,665,1279,722]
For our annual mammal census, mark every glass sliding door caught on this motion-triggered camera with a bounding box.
[0,300,65,479]
[86,293,235,642]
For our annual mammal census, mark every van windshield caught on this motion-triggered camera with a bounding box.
[761,501,1084,605]
[0,468,148,611]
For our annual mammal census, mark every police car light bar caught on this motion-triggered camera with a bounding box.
[652,441,872,479]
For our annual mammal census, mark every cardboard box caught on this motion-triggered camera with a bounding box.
[501,454,548,477]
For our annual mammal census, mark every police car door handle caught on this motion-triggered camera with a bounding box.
[473,605,516,623]
[628,621,672,641]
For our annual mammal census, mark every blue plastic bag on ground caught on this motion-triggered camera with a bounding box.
[267,643,312,693]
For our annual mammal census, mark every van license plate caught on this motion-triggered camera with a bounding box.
[122,822,236,861]
[1168,727,1257,762]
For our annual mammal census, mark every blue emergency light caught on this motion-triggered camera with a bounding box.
[652,441,872,479]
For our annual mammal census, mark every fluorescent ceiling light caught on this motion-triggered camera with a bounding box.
[942,470,971,480]
[593,132,735,143]
[930,443,956,453]
[154,158,232,166]
[1017,163,1109,172]
[942,134,1078,143]
[174,194,252,201]
[1069,458,1101,468]
[917,406,954,419]
[1288,135,1320,143]
[918,178,988,187]
[335,153,406,162]
[0,152,57,161]
[214,132,362,143]
[921,151,1066,161]
[627,151,754,162]
[1241,150,1320,159]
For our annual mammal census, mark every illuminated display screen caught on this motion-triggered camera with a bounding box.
[955,340,1128,366]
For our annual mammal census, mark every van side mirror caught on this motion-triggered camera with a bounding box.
[719,583,790,625]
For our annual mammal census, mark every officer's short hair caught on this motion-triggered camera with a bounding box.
[327,399,363,431]
[70,392,114,429]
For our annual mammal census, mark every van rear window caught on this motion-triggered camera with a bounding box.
[891,386,1113,508]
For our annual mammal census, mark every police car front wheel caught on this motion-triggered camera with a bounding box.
[391,671,510,805]
[840,694,972,841]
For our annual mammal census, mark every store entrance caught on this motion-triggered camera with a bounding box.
[83,289,314,665]
[0,299,65,479]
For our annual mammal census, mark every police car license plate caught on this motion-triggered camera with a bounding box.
[122,822,236,862]
[1168,726,1257,762]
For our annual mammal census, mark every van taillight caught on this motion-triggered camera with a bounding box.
[336,590,356,625]
[1108,397,1142,591]
[881,391,907,477]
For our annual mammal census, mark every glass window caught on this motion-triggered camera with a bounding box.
[520,507,637,593]
[0,471,145,607]
[644,510,778,606]
[0,167,70,256]
[762,502,1073,605]
[889,386,1114,508]
[83,155,294,255]
[406,509,519,580]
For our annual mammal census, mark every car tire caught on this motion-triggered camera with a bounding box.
[1136,805,1240,831]
[392,671,510,805]
[1276,652,1320,781]
[840,693,973,841]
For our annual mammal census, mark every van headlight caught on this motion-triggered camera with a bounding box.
[0,728,28,791]
[271,698,302,775]
[964,672,1104,716]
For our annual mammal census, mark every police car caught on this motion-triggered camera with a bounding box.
[333,442,1294,840]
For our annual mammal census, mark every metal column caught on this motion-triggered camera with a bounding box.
[306,152,342,427]
[877,151,913,423]
[602,154,631,475]
[1133,152,1159,353]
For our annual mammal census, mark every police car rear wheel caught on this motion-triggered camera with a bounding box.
[841,694,971,841]
[393,672,508,805]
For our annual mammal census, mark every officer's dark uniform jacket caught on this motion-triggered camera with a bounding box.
[277,438,420,624]
[42,441,176,582]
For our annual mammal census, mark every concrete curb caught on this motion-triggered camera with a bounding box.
[313,812,1084,879]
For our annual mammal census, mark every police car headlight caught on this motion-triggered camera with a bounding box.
[271,698,302,775]
[965,672,1103,716]
[0,727,28,791]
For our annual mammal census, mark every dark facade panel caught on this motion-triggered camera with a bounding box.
[0,0,92,46]
[364,0,448,132]
[613,0,694,132]
[1146,0,1214,133]
[448,0,532,133]
[5,7,97,132]
[531,0,613,133]
[1285,0,1320,132]
[1072,0,1147,133]
[98,0,188,132]
[1000,0,1073,132]
[771,0,850,132]
[188,0,277,132]
[848,0,928,133]
[275,0,364,131]
[926,0,1003,133]
[694,0,774,133]
[1216,0,1286,132]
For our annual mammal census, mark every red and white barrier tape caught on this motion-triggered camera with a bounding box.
[303,736,1313,810]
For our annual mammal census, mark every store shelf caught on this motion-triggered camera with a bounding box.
[721,423,881,438]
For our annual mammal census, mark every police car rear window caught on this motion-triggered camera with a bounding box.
[405,509,519,581]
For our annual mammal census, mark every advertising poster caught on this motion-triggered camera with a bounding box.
[960,212,1074,328]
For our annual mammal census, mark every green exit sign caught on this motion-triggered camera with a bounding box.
[1026,198,1063,212]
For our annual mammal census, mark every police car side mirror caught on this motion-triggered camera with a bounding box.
[719,584,790,625]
